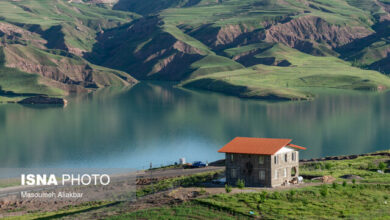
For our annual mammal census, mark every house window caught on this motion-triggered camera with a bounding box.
[292,152,296,161]
[274,169,278,179]
[231,168,237,178]
[284,154,288,162]
[259,155,264,165]
[259,170,265,181]
[291,167,297,177]
[231,154,234,162]
[274,155,278,164]
[284,168,287,177]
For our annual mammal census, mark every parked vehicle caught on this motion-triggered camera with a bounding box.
[192,161,206,168]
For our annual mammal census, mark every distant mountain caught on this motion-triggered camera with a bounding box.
[1,0,390,101]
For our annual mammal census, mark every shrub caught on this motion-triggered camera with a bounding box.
[225,184,232,193]
[236,179,245,189]
[324,162,333,170]
[332,182,338,189]
[342,181,347,187]
[352,179,356,184]
[288,190,296,200]
[320,185,328,197]
[378,162,386,171]
[258,191,267,203]
[314,163,321,170]
[272,192,281,199]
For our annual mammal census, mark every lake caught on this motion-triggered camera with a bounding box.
[0,82,389,169]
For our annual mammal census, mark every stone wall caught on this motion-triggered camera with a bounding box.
[270,151,299,187]
[225,151,299,187]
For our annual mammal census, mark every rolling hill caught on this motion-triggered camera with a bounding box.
[1,0,390,101]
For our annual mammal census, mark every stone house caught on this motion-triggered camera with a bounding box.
[218,137,306,187]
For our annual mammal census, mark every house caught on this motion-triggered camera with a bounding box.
[218,137,306,187]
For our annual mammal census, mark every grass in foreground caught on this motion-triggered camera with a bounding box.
[301,150,390,183]
[3,202,114,220]
[137,171,222,197]
[112,184,390,219]
[108,204,243,220]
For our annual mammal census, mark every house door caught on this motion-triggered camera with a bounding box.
[243,161,253,185]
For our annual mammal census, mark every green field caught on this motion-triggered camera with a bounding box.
[182,44,390,100]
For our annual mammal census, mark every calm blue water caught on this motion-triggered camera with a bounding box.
[0,82,389,169]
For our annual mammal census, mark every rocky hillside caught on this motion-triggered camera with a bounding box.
[0,0,138,100]
[1,0,390,101]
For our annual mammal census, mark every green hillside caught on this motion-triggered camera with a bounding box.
[1,0,390,101]
[0,0,139,101]
[182,44,390,100]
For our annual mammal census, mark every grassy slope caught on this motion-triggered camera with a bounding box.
[182,44,390,100]
[301,151,390,184]
[0,0,139,101]
[161,0,373,28]
[0,48,64,102]
[0,0,138,51]
[156,0,390,100]
[1,0,390,100]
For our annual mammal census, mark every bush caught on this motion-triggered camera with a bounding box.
[352,179,356,184]
[320,185,328,197]
[225,184,232,193]
[324,162,333,170]
[378,162,386,171]
[342,181,347,187]
[288,190,296,200]
[272,192,281,199]
[258,191,267,203]
[332,182,338,189]
[236,179,245,189]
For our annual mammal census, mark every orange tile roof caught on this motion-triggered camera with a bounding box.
[287,143,307,150]
[218,137,305,155]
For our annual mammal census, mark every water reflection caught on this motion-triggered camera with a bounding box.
[0,82,389,169]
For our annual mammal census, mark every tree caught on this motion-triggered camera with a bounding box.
[378,162,386,171]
